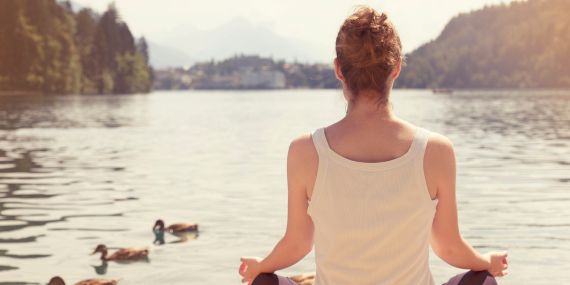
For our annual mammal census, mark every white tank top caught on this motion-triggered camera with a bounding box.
[308,126,438,285]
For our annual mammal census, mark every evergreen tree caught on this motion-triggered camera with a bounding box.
[137,37,150,65]
[22,0,81,93]
[75,8,98,93]
[0,0,43,91]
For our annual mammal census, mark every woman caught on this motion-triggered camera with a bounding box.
[239,6,508,285]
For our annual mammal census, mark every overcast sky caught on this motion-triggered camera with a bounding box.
[73,0,515,56]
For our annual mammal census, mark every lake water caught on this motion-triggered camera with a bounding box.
[0,89,568,285]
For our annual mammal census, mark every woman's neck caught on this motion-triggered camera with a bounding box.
[345,97,394,123]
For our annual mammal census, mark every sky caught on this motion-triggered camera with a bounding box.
[72,0,515,62]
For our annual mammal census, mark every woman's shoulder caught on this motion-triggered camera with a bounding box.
[287,133,319,186]
[421,127,454,153]
[288,133,318,159]
[421,127,456,168]
[287,124,333,158]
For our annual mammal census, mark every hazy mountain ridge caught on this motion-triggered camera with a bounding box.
[397,0,570,89]
[151,17,326,66]
[148,41,195,68]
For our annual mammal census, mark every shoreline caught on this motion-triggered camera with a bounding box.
[1,88,570,97]
[0,91,43,96]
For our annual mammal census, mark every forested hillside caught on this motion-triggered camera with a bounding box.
[0,0,152,94]
[397,0,570,89]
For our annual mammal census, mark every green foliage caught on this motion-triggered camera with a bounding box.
[75,8,98,93]
[115,52,152,93]
[0,0,153,94]
[0,1,46,91]
[397,0,570,89]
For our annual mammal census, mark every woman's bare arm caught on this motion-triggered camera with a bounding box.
[425,134,507,275]
[240,135,316,283]
[258,135,316,271]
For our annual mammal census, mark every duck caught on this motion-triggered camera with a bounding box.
[48,276,118,285]
[289,273,315,285]
[153,219,199,234]
[91,244,148,261]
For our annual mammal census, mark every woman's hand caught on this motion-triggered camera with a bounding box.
[484,251,508,277]
[239,256,263,284]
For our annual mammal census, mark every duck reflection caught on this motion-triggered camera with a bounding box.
[92,261,108,275]
[169,231,199,243]
[153,228,165,245]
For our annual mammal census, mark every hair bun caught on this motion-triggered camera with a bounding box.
[335,6,402,101]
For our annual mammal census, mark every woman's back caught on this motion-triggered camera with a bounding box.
[239,6,507,285]
[308,122,438,285]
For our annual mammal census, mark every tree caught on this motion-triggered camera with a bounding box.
[75,8,98,93]
[0,0,152,94]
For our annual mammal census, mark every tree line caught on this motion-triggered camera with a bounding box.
[0,0,152,95]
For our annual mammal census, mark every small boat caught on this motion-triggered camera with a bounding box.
[48,276,118,285]
[91,244,148,261]
[432,88,454,94]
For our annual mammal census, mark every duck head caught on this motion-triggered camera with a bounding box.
[153,219,165,231]
[48,276,66,285]
[92,244,108,260]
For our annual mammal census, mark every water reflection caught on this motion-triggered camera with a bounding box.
[0,249,50,259]
[0,94,148,130]
[0,265,18,272]
[0,95,141,283]
[168,231,199,243]
[437,92,570,140]
[92,261,109,275]
[152,229,165,245]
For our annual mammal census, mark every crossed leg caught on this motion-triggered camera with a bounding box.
[251,271,497,285]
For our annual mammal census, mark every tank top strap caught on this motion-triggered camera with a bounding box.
[412,127,432,179]
[311,128,329,157]
[414,127,431,158]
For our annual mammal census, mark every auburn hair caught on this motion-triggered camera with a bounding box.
[335,6,402,103]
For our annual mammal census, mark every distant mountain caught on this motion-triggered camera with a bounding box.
[154,17,325,64]
[397,0,570,89]
[148,41,194,68]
